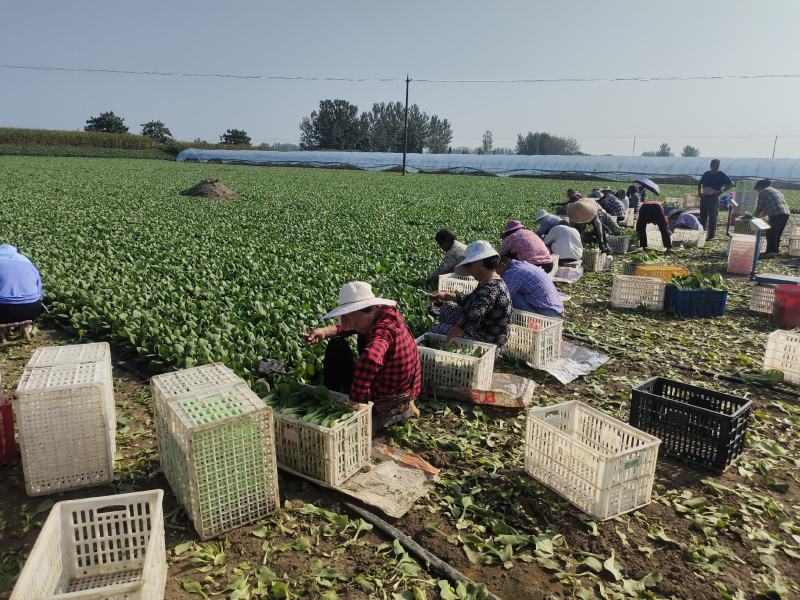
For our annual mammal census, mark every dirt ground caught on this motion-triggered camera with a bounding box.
[1,227,799,600]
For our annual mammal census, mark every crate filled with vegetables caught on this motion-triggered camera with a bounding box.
[416,333,496,393]
[621,250,662,275]
[265,382,372,486]
[582,245,607,272]
[503,310,563,368]
[667,272,728,318]
[438,273,478,295]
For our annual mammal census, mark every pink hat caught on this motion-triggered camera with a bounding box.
[503,220,525,235]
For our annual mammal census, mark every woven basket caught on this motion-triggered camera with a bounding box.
[606,235,630,255]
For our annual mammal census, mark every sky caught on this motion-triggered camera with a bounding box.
[2,0,800,158]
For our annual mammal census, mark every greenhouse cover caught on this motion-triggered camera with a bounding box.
[177,149,800,183]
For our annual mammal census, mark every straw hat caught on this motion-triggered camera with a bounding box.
[567,199,599,224]
[600,186,612,193]
[323,282,396,319]
[454,240,499,275]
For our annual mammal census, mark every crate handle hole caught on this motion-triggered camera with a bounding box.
[544,410,559,418]
[97,505,127,514]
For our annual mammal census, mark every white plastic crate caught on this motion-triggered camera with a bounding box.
[150,363,243,405]
[727,233,765,274]
[610,275,666,310]
[582,249,607,272]
[437,273,478,295]
[671,228,706,248]
[763,330,800,385]
[154,380,279,539]
[15,361,115,496]
[749,284,776,314]
[416,333,495,392]
[524,401,660,521]
[789,235,800,257]
[734,180,759,214]
[682,194,701,210]
[11,489,166,600]
[622,208,635,227]
[26,342,110,367]
[645,224,666,250]
[503,310,563,368]
[267,386,372,486]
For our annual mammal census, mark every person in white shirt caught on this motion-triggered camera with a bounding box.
[543,222,583,263]
[615,189,630,211]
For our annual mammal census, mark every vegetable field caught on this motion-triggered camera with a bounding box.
[1,156,799,600]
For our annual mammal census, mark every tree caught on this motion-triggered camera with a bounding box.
[641,143,673,157]
[220,129,251,145]
[140,120,173,144]
[480,130,494,155]
[404,105,429,154]
[681,145,700,157]
[493,147,515,155]
[515,131,580,155]
[84,111,128,133]
[298,99,364,150]
[361,102,405,152]
[427,115,453,154]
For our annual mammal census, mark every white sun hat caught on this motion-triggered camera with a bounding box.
[454,240,499,276]
[533,209,550,222]
[323,281,396,319]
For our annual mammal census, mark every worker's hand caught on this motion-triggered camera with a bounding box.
[446,325,463,344]
[429,291,455,304]
[304,327,328,346]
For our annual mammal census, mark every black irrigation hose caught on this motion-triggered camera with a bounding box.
[563,332,799,400]
[343,502,503,600]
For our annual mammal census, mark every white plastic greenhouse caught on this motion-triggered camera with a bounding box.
[177,149,800,183]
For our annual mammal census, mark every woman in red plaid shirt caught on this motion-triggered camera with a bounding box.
[305,281,421,432]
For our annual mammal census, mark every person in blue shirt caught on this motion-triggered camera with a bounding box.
[668,210,703,231]
[496,255,563,318]
[0,244,43,325]
[697,159,734,240]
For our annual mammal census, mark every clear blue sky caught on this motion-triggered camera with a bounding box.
[2,0,800,158]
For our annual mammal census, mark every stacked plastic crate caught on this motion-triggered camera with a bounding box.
[788,227,800,257]
[151,364,279,539]
[727,233,763,274]
[11,490,167,599]
[14,342,115,496]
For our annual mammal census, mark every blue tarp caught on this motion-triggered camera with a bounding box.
[177,149,800,183]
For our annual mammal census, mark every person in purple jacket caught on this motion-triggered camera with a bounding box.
[0,244,43,324]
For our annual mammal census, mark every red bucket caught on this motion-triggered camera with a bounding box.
[0,399,15,464]
[772,285,800,329]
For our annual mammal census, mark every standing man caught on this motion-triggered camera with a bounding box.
[427,229,467,286]
[697,159,734,240]
[754,179,791,257]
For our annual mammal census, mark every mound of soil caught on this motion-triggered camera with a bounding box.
[180,178,239,199]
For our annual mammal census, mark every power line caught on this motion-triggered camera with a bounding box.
[3,63,800,85]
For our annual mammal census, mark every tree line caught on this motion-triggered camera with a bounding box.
[82,108,704,157]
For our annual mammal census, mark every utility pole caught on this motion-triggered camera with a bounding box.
[632,136,637,156]
[772,136,778,159]
[535,134,540,155]
[402,74,410,175]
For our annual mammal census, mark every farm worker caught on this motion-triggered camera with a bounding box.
[427,229,467,286]
[754,179,790,257]
[636,198,672,250]
[697,159,734,240]
[533,209,562,237]
[543,222,583,264]
[428,241,512,347]
[0,244,43,325]
[597,187,626,222]
[304,282,421,431]
[566,189,583,203]
[626,185,642,212]
[589,188,603,199]
[567,199,610,254]
[499,220,554,273]
[615,189,630,211]
[668,210,703,232]
[497,255,563,318]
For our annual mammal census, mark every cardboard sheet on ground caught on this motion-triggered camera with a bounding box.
[432,372,536,408]
[279,445,434,519]
[531,341,609,384]
[553,267,583,284]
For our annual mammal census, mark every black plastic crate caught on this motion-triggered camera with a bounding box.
[630,377,751,473]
